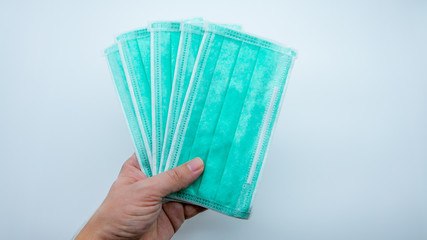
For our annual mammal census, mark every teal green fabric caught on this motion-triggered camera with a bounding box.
[116,29,152,164]
[160,22,205,174]
[161,23,243,174]
[105,45,152,177]
[165,24,296,218]
[150,22,181,174]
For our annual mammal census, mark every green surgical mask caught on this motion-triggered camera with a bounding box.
[150,22,181,174]
[166,24,296,218]
[116,29,152,164]
[105,45,152,177]
[160,22,205,174]
[161,22,243,174]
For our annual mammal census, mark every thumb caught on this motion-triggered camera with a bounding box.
[145,157,204,197]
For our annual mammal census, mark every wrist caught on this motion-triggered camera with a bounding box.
[75,214,106,240]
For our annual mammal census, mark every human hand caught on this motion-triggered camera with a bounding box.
[76,154,206,240]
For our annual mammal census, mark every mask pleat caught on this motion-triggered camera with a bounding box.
[240,54,294,211]
[136,36,152,147]
[132,39,152,149]
[106,46,152,177]
[136,37,152,94]
[187,38,243,198]
[214,49,280,209]
[161,28,204,173]
[118,35,153,162]
[172,34,225,179]
[107,23,297,218]
[152,26,181,174]
[151,30,161,174]
[197,43,260,201]
[159,31,171,164]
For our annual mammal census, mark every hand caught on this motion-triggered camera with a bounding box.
[76,154,206,240]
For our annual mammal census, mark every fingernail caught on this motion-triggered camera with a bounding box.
[187,157,204,172]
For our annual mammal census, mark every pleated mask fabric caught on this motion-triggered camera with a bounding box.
[160,22,205,174]
[150,22,181,174]
[165,23,296,218]
[116,29,153,164]
[105,45,152,177]
[161,22,243,174]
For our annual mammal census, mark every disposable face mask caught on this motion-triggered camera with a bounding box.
[150,22,181,174]
[166,24,296,218]
[160,22,243,174]
[159,22,205,174]
[117,29,153,164]
[105,45,152,177]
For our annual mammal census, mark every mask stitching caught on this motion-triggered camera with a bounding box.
[150,22,181,32]
[165,32,216,170]
[134,38,152,150]
[135,37,152,149]
[206,24,295,56]
[118,40,153,162]
[106,50,152,177]
[151,30,162,174]
[181,23,204,34]
[168,192,249,219]
[116,29,149,41]
[160,30,192,172]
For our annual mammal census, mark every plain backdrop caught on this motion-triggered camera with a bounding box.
[0,0,426,239]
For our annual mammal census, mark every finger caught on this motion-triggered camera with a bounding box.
[184,204,207,219]
[119,154,146,179]
[162,202,185,232]
[144,157,204,197]
[128,153,143,170]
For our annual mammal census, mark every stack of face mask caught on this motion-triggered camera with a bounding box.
[105,20,296,219]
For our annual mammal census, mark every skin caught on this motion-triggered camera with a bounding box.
[76,154,206,240]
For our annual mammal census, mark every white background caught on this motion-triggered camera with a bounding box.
[1,0,426,239]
